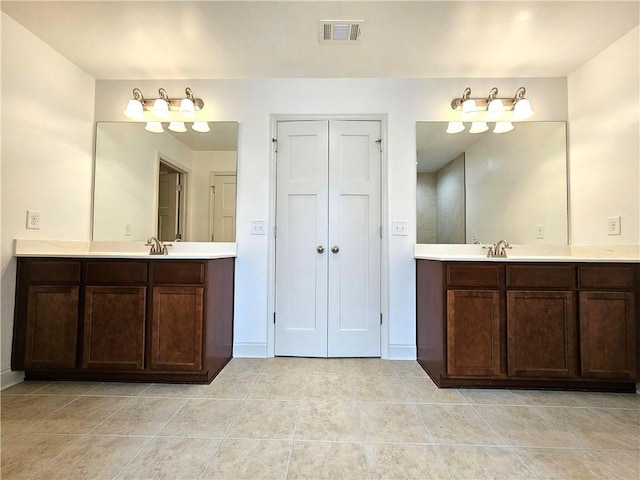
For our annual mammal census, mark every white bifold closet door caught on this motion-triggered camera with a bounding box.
[275,120,381,357]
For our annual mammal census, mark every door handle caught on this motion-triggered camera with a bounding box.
[331,246,340,254]
[317,245,325,254]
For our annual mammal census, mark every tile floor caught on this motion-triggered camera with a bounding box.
[1,357,639,479]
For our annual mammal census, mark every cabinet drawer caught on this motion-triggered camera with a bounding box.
[85,261,147,284]
[506,265,574,288]
[152,262,205,285]
[578,266,634,289]
[29,260,81,283]
[447,264,501,288]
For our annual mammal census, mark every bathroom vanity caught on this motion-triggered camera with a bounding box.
[11,241,236,384]
[415,246,639,392]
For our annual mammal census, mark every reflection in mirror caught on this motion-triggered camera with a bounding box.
[93,122,238,242]
[416,122,568,245]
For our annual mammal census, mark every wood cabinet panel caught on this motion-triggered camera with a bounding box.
[25,286,79,369]
[86,261,147,284]
[580,291,636,379]
[29,260,80,283]
[447,290,501,376]
[151,286,204,371]
[507,291,575,377]
[83,286,146,370]
[506,265,574,288]
[578,266,634,289]
[446,264,501,288]
[152,262,204,285]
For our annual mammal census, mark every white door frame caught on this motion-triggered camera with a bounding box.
[266,114,390,359]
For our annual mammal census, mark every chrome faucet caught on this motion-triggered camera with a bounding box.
[145,236,172,255]
[493,239,512,258]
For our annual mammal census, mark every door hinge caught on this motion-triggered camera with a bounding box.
[380,313,383,325]
[376,138,382,152]
[274,225,277,238]
[176,184,183,192]
[273,312,276,324]
[380,226,383,238]
[272,137,278,153]
[211,186,215,194]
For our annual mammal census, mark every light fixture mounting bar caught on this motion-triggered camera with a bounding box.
[450,97,516,111]
[140,97,204,112]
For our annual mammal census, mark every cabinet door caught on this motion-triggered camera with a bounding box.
[447,290,501,376]
[83,286,146,370]
[25,286,79,369]
[151,286,204,371]
[580,291,636,379]
[507,291,575,377]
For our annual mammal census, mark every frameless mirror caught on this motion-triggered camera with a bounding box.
[93,122,238,242]
[416,122,568,244]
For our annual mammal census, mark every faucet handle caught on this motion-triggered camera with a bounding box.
[482,245,495,258]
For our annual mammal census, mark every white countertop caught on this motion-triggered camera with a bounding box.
[414,244,640,263]
[15,239,237,259]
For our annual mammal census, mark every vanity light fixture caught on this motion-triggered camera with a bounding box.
[192,121,210,133]
[168,121,187,133]
[493,121,514,134]
[486,87,505,121]
[460,87,478,120]
[451,86,534,120]
[123,87,205,121]
[469,121,489,134]
[512,87,535,120]
[446,121,466,134]
[145,121,164,134]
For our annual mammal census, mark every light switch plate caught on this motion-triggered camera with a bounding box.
[250,220,266,235]
[392,220,408,236]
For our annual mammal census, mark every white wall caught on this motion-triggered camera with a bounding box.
[94,77,567,359]
[436,154,465,244]
[1,14,95,387]
[568,27,640,246]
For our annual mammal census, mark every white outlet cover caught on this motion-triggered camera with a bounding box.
[607,216,621,235]
[26,210,40,230]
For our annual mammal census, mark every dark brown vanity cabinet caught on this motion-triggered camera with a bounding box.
[417,259,639,391]
[12,257,235,383]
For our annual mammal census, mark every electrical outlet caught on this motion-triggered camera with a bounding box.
[26,210,40,230]
[124,223,132,236]
[250,220,266,235]
[607,216,621,235]
[392,220,408,236]
[536,224,545,239]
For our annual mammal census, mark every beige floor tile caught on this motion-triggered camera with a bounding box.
[140,383,203,398]
[203,438,290,480]
[516,447,621,479]
[589,407,640,436]
[158,398,242,437]
[192,374,257,399]
[458,388,524,405]
[392,360,428,377]
[587,449,640,480]
[1,381,49,395]
[403,376,468,404]
[353,375,412,402]
[294,358,354,376]
[28,395,130,434]
[294,400,362,442]
[415,404,505,446]
[512,389,583,406]
[302,374,358,401]
[567,391,640,409]
[33,434,149,480]
[35,381,100,396]
[474,405,576,448]
[441,445,534,479]
[248,374,305,400]
[349,358,398,377]
[226,399,298,440]
[1,395,81,435]
[531,405,639,450]
[92,397,187,435]
[366,443,453,479]
[220,357,266,374]
[118,436,220,480]
[88,382,152,397]
[287,441,369,480]
[359,402,431,443]
[1,433,81,480]
[262,357,313,375]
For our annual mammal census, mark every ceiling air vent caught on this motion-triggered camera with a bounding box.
[319,20,363,43]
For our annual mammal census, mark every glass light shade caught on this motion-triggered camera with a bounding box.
[192,121,210,133]
[445,121,465,134]
[152,98,169,119]
[469,121,489,134]
[461,98,478,120]
[487,98,505,121]
[124,99,144,120]
[179,98,196,119]
[493,121,514,134]
[168,121,187,133]
[513,98,534,120]
[145,122,164,133]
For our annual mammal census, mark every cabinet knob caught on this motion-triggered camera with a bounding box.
[317,245,325,254]
[331,246,340,254]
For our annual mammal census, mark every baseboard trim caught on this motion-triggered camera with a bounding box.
[1,369,24,390]
[387,344,416,360]
[233,342,268,358]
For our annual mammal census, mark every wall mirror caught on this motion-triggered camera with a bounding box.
[93,122,238,242]
[416,121,568,245]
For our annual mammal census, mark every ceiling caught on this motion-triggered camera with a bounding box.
[2,1,638,80]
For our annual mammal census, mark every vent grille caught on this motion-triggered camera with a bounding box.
[319,20,363,43]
